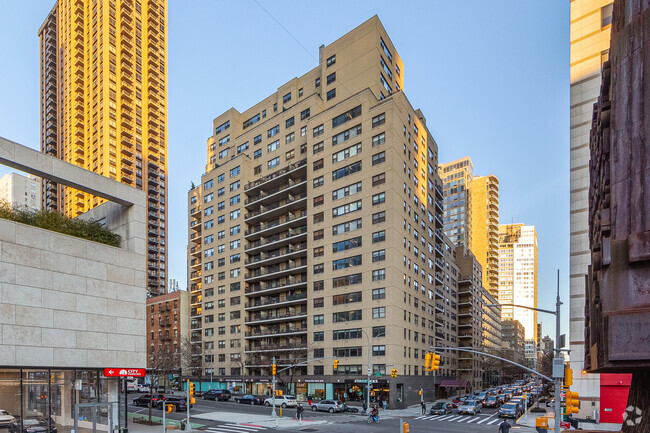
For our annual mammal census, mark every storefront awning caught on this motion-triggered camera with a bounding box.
[439,380,471,388]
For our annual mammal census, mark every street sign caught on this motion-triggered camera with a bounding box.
[374,372,382,377]
[104,368,146,377]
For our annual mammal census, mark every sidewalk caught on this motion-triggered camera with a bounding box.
[516,407,623,432]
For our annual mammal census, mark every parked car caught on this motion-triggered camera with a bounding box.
[126,381,138,393]
[458,400,481,415]
[311,400,342,413]
[155,396,190,412]
[429,401,452,415]
[264,395,297,408]
[137,384,150,393]
[202,389,232,401]
[0,410,16,427]
[498,402,522,419]
[9,418,57,433]
[475,392,488,403]
[484,396,500,408]
[236,395,264,405]
[133,394,166,407]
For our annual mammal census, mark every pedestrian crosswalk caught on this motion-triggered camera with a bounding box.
[414,414,502,425]
[205,423,268,433]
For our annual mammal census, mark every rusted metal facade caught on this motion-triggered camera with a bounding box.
[585,0,650,373]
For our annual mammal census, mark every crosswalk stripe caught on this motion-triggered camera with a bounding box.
[445,415,463,421]
[476,417,491,424]
[457,416,474,422]
[487,419,500,425]
[415,416,426,420]
[423,416,436,420]
[438,415,456,421]
[220,426,263,432]
[205,429,237,433]
[465,417,480,423]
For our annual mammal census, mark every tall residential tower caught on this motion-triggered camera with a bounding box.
[497,224,538,345]
[187,16,461,406]
[38,0,168,296]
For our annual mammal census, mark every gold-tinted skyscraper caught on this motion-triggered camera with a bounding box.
[39,0,168,296]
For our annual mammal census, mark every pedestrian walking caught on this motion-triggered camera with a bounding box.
[382,399,387,410]
[362,401,368,414]
[498,419,511,433]
[307,395,312,407]
[296,403,304,424]
[421,401,426,415]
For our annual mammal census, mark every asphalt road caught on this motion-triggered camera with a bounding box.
[127,393,538,433]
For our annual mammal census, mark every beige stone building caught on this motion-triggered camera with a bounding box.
[187,16,462,406]
[569,0,613,414]
[0,136,147,433]
[0,172,41,211]
[438,158,499,297]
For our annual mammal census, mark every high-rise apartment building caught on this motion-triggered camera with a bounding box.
[187,16,461,406]
[569,0,613,412]
[497,224,538,344]
[469,175,499,295]
[38,0,168,296]
[0,172,41,211]
[439,157,473,246]
[439,158,499,296]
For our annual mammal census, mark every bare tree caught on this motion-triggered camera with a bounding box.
[180,337,204,393]
[145,345,178,423]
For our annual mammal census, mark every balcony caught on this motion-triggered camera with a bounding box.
[245,210,307,240]
[245,307,307,325]
[245,343,308,354]
[245,226,307,254]
[244,259,307,283]
[244,159,307,193]
[245,275,308,297]
[189,247,201,257]
[245,293,307,311]
[244,177,307,208]
[244,325,308,339]
[243,192,307,225]
[245,243,307,269]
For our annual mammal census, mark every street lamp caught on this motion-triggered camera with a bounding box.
[485,270,564,433]
[361,329,385,412]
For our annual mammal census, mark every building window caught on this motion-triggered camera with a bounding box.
[283,92,292,104]
[313,195,324,206]
[372,288,386,300]
[372,211,386,224]
[313,124,324,137]
[372,230,386,243]
[372,192,386,205]
[313,297,324,308]
[332,291,362,305]
[254,135,262,145]
[314,246,324,258]
[333,310,362,322]
[314,315,324,325]
[314,212,324,223]
[326,55,336,67]
[285,149,295,160]
[332,218,362,235]
[285,116,295,128]
[326,72,336,85]
[301,108,310,120]
[315,77,321,87]
[373,326,385,337]
[313,176,324,188]
[268,157,280,169]
[313,263,324,274]
[313,141,324,154]
[601,4,613,28]
[372,151,385,165]
[372,306,386,319]
[332,181,362,201]
[332,161,362,181]
[380,38,392,62]
[299,88,303,97]
[313,159,324,171]
[313,331,324,341]
[332,143,362,163]
[314,348,324,358]
[372,173,386,186]
[314,229,324,240]
[372,269,386,281]
[332,199,362,217]
[372,132,386,147]
[326,89,336,101]
[332,255,362,270]
[314,280,324,291]
[372,113,386,128]
[372,249,386,262]
[267,125,280,138]
[372,345,386,356]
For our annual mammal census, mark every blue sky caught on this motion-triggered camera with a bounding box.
[0,1,569,339]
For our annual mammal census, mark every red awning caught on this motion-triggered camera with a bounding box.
[439,380,471,388]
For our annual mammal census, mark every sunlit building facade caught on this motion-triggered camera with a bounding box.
[38,0,168,296]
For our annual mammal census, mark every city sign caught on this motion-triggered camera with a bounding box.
[104,368,146,377]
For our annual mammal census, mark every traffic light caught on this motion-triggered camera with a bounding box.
[189,382,196,405]
[418,390,422,395]
[391,368,398,377]
[431,353,441,371]
[564,362,573,387]
[565,391,580,415]
[272,364,277,376]
[166,404,173,413]
[333,360,339,370]
[424,353,432,371]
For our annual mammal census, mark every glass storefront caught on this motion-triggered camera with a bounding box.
[0,369,122,433]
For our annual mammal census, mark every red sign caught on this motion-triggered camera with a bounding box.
[104,368,146,377]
